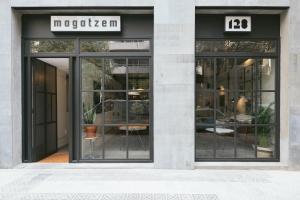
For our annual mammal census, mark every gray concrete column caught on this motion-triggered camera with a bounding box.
[0,1,22,168]
[153,0,195,169]
[288,0,300,168]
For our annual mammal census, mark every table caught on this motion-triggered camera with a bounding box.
[119,125,147,150]
[205,128,234,135]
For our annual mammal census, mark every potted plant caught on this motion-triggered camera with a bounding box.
[256,102,275,158]
[83,103,97,138]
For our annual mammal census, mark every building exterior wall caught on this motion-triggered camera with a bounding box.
[0,0,300,169]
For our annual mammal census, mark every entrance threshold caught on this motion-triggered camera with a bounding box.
[38,146,69,163]
[15,163,154,169]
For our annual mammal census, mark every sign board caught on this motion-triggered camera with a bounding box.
[51,16,121,32]
[225,16,251,32]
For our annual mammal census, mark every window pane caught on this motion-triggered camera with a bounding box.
[236,126,255,158]
[104,58,126,90]
[257,125,276,158]
[104,92,126,124]
[80,40,150,52]
[128,58,150,67]
[215,125,235,158]
[81,125,103,159]
[104,126,127,159]
[257,58,276,90]
[236,58,256,91]
[30,40,75,53]
[196,40,276,54]
[129,92,149,124]
[81,58,103,91]
[128,125,150,159]
[256,92,275,124]
[81,92,103,125]
[216,58,235,92]
[235,92,256,125]
[196,125,215,159]
[196,92,214,125]
[128,73,149,90]
[196,58,214,90]
[216,91,235,123]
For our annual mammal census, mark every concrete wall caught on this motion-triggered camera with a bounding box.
[0,0,300,169]
[153,0,195,169]
[57,69,69,149]
[0,1,22,168]
[286,0,300,167]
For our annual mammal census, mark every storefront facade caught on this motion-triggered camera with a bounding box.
[0,0,299,169]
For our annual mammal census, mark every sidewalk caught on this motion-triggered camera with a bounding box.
[0,164,300,200]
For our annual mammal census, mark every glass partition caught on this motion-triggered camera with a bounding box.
[196,40,277,54]
[29,39,75,53]
[80,57,151,160]
[195,55,277,161]
[80,40,151,52]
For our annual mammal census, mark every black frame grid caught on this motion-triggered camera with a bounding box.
[79,56,152,161]
[195,38,280,162]
[23,38,153,163]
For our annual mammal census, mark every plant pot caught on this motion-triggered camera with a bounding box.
[252,144,273,158]
[85,125,97,138]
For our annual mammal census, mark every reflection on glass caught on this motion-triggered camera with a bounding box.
[236,126,255,158]
[257,92,275,124]
[128,125,150,159]
[215,125,235,158]
[216,58,235,92]
[128,73,149,90]
[30,40,75,53]
[196,92,214,125]
[195,125,214,158]
[80,40,150,52]
[104,59,126,90]
[104,92,126,124]
[257,126,275,158]
[216,92,235,123]
[236,58,255,91]
[196,40,276,54]
[128,58,150,67]
[196,59,214,90]
[104,126,127,159]
[257,58,276,90]
[129,100,149,124]
[81,58,103,91]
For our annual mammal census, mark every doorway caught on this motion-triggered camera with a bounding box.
[30,57,70,163]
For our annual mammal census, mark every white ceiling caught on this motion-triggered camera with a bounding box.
[38,58,69,73]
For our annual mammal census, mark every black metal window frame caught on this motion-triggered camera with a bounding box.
[22,37,154,163]
[195,38,280,162]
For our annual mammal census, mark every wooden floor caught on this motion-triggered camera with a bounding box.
[39,147,69,163]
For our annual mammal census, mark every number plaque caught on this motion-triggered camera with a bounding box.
[225,16,251,32]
